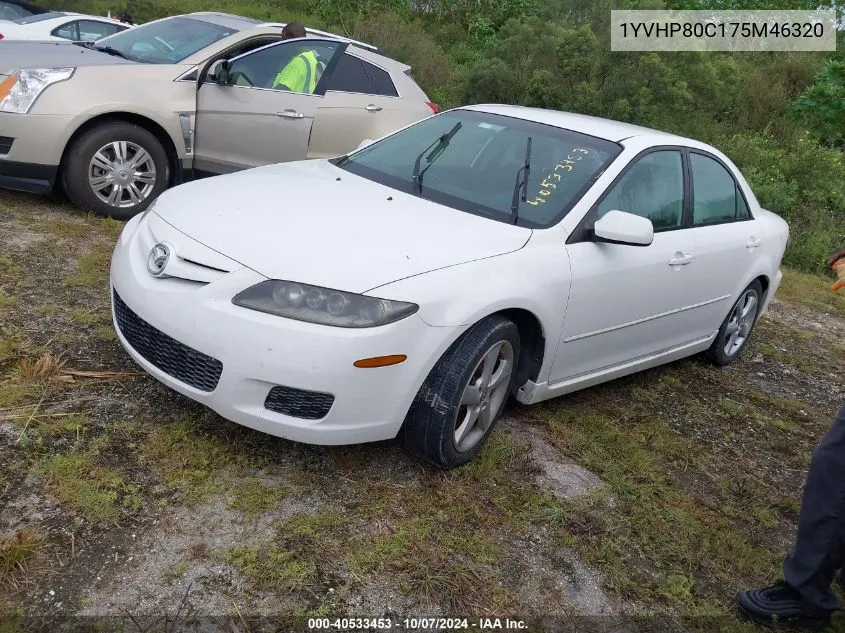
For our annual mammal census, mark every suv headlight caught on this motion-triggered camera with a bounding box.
[0,68,75,114]
[232,280,418,328]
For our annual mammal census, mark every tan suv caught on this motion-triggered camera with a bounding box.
[0,12,438,218]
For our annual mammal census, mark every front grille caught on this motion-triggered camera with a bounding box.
[0,137,13,155]
[264,385,334,420]
[113,290,222,392]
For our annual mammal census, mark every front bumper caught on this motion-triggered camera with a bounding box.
[110,213,458,445]
[0,112,74,194]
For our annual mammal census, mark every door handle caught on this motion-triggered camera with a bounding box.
[365,104,382,112]
[277,109,304,119]
[668,253,693,266]
[746,237,762,249]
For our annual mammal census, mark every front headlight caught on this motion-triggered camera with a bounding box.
[0,68,75,114]
[232,280,418,328]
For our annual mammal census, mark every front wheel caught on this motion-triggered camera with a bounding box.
[62,121,169,220]
[704,280,763,366]
[401,315,520,468]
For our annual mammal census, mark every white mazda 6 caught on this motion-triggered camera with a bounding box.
[110,104,789,468]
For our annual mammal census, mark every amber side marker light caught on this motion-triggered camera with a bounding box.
[0,76,17,101]
[353,355,407,368]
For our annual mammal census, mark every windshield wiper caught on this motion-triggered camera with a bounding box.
[91,45,130,60]
[411,122,462,196]
[510,137,532,225]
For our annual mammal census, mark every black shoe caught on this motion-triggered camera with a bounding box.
[737,581,832,629]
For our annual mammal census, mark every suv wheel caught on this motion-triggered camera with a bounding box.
[63,122,169,219]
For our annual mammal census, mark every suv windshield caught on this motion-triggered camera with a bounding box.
[338,110,621,228]
[94,16,238,64]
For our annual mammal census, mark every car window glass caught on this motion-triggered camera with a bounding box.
[691,153,745,225]
[596,150,684,230]
[361,59,398,97]
[92,16,238,64]
[53,21,79,40]
[736,186,750,219]
[2,2,38,19]
[340,110,621,228]
[326,53,371,93]
[227,40,340,94]
[76,19,122,41]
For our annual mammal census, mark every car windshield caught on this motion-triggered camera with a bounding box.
[338,110,622,228]
[93,16,237,63]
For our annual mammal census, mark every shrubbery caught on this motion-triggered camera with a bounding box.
[48,0,844,274]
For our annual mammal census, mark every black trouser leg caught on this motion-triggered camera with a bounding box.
[783,404,845,612]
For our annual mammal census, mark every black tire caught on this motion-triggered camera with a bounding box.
[704,280,763,367]
[62,121,169,220]
[401,315,520,468]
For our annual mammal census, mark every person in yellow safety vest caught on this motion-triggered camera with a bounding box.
[272,21,319,94]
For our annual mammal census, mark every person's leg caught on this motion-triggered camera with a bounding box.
[783,404,845,611]
[737,404,845,627]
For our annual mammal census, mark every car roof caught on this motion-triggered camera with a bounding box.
[463,104,693,144]
[185,11,262,30]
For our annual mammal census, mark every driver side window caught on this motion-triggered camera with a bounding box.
[226,41,341,94]
[596,150,684,230]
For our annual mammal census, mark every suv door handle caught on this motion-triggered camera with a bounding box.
[365,104,382,112]
[746,237,762,249]
[277,109,304,119]
[668,253,693,266]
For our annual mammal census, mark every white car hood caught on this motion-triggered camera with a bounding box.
[153,160,532,293]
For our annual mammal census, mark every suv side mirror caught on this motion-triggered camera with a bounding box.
[207,59,230,85]
[592,210,654,247]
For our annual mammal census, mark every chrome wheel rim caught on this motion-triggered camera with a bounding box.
[454,340,514,453]
[723,289,758,357]
[88,141,157,208]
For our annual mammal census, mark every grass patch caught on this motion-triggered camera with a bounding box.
[142,417,232,503]
[0,288,16,309]
[227,479,288,517]
[222,544,316,592]
[62,242,113,288]
[778,268,845,317]
[0,529,43,592]
[39,451,125,522]
[69,306,110,327]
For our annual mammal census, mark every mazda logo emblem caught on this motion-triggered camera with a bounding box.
[147,243,171,277]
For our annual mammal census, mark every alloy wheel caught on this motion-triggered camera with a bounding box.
[454,340,514,452]
[88,141,157,209]
[723,289,758,357]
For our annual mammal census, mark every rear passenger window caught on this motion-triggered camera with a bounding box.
[361,60,398,97]
[690,153,750,225]
[53,21,79,40]
[327,54,399,97]
[327,54,371,94]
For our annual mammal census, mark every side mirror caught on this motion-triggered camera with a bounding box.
[592,210,654,247]
[356,138,375,151]
[207,59,230,85]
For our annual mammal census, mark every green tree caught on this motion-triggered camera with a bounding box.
[789,60,845,148]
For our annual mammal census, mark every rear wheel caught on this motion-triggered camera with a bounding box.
[401,315,519,468]
[62,121,169,220]
[704,280,763,366]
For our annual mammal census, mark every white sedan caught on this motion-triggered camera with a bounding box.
[109,105,789,468]
[0,11,129,42]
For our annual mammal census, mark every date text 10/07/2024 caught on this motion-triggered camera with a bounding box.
[307,618,528,630]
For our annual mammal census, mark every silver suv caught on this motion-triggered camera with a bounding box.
[0,12,438,218]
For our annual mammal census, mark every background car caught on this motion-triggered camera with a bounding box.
[0,0,48,21]
[109,105,789,468]
[0,12,438,218]
[0,11,131,41]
